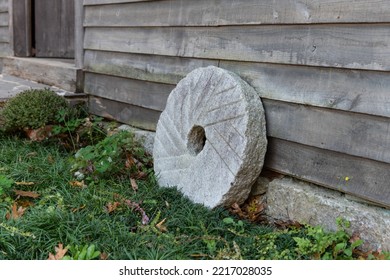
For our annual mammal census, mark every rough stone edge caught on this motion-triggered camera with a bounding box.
[263,176,390,252]
[117,124,155,155]
[116,125,390,252]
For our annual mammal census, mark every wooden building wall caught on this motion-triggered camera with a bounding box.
[82,0,390,208]
[0,0,11,56]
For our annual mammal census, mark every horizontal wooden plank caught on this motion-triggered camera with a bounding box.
[221,61,390,119]
[84,50,390,119]
[84,0,156,5]
[84,0,390,27]
[0,26,9,42]
[0,0,7,13]
[83,50,218,84]
[265,138,390,208]
[264,99,390,164]
[84,25,390,71]
[84,72,174,111]
[89,96,160,131]
[0,12,8,26]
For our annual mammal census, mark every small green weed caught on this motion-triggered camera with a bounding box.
[52,107,106,150]
[0,175,13,197]
[62,244,101,260]
[293,218,363,260]
[70,130,152,181]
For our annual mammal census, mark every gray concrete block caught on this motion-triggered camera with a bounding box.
[266,176,390,251]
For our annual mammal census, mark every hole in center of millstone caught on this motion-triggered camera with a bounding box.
[187,125,206,156]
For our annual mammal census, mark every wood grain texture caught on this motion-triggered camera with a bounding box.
[84,25,390,71]
[0,26,8,42]
[75,0,84,68]
[265,138,390,208]
[84,72,174,111]
[84,51,390,119]
[84,0,390,27]
[0,12,8,26]
[35,0,75,58]
[83,50,218,84]
[221,61,390,119]
[12,0,32,57]
[84,0,156,5]
[0,0,7,13]
[89,96,161,131]
[264,99,390,164]
[0,41,11,56]
[2,57,81,92]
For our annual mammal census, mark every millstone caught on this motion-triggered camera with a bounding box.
[153,66,267,208]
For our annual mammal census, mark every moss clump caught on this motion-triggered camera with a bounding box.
[1,89,69,131]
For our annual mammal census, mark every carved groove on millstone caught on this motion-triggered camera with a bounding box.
[153,66,267,208]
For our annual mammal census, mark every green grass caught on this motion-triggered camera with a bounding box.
[0,133,387,260]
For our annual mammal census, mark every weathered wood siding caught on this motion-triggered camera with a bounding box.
[83,0,390,208]
[0,0,11,56]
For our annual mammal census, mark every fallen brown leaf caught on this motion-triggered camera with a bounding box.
[106,201,121,214]
[100,252,109,260]
[71,204,86,213]
[25,125,53,142]
[69,180,87,188]
[130,178,138,192]
[156,218,168,233]
[15,181,35,186]
[14,189,40,198]
[125,154,135,169]
[5,203,26,220]
[48,243,68,260]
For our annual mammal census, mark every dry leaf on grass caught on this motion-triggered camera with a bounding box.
[156,218,168,233]
[69,180,87,188]
[48,243,68,260]
[15,181,35,186]
[14,190,40,198]
[130,178,138,192]
[106,201,121,214]
[5,203,26,220]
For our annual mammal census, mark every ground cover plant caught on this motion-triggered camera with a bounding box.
[0,130,388,260]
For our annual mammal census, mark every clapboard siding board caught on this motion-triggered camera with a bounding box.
[266,138,390,208]
[263,99,390,164]
[84,25,390,71]
[84,0,390,27]
[89,96,161,131]
[84,72,174,111]
[0,0,7,13]
[0,12,8,26]
[84,50,219,85]
[84,50,390,119]
[84,0,156,5]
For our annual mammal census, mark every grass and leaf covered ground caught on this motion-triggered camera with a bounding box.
[1,130,388,260]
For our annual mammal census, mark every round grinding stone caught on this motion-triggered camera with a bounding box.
[153,66,267,208]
